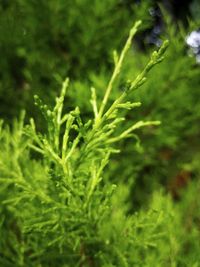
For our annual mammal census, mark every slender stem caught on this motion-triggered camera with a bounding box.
[96,21,141,125]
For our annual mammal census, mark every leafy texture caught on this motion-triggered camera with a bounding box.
[0,22,174,266]
[1,6,200,266]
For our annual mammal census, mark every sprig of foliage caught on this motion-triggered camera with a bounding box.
[26,21,168,188]
[0,21,174,266]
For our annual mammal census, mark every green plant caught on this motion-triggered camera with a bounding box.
[0,21,173,266]
[74,13,200,208]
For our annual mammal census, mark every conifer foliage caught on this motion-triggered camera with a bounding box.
[1,17,200,266]
[0,21,173,266]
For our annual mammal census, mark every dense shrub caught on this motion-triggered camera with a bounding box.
[0,1,200,266]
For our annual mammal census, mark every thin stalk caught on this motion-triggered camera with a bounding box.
[95,21,142,125]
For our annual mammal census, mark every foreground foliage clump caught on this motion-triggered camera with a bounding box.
[0,21,200,267]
